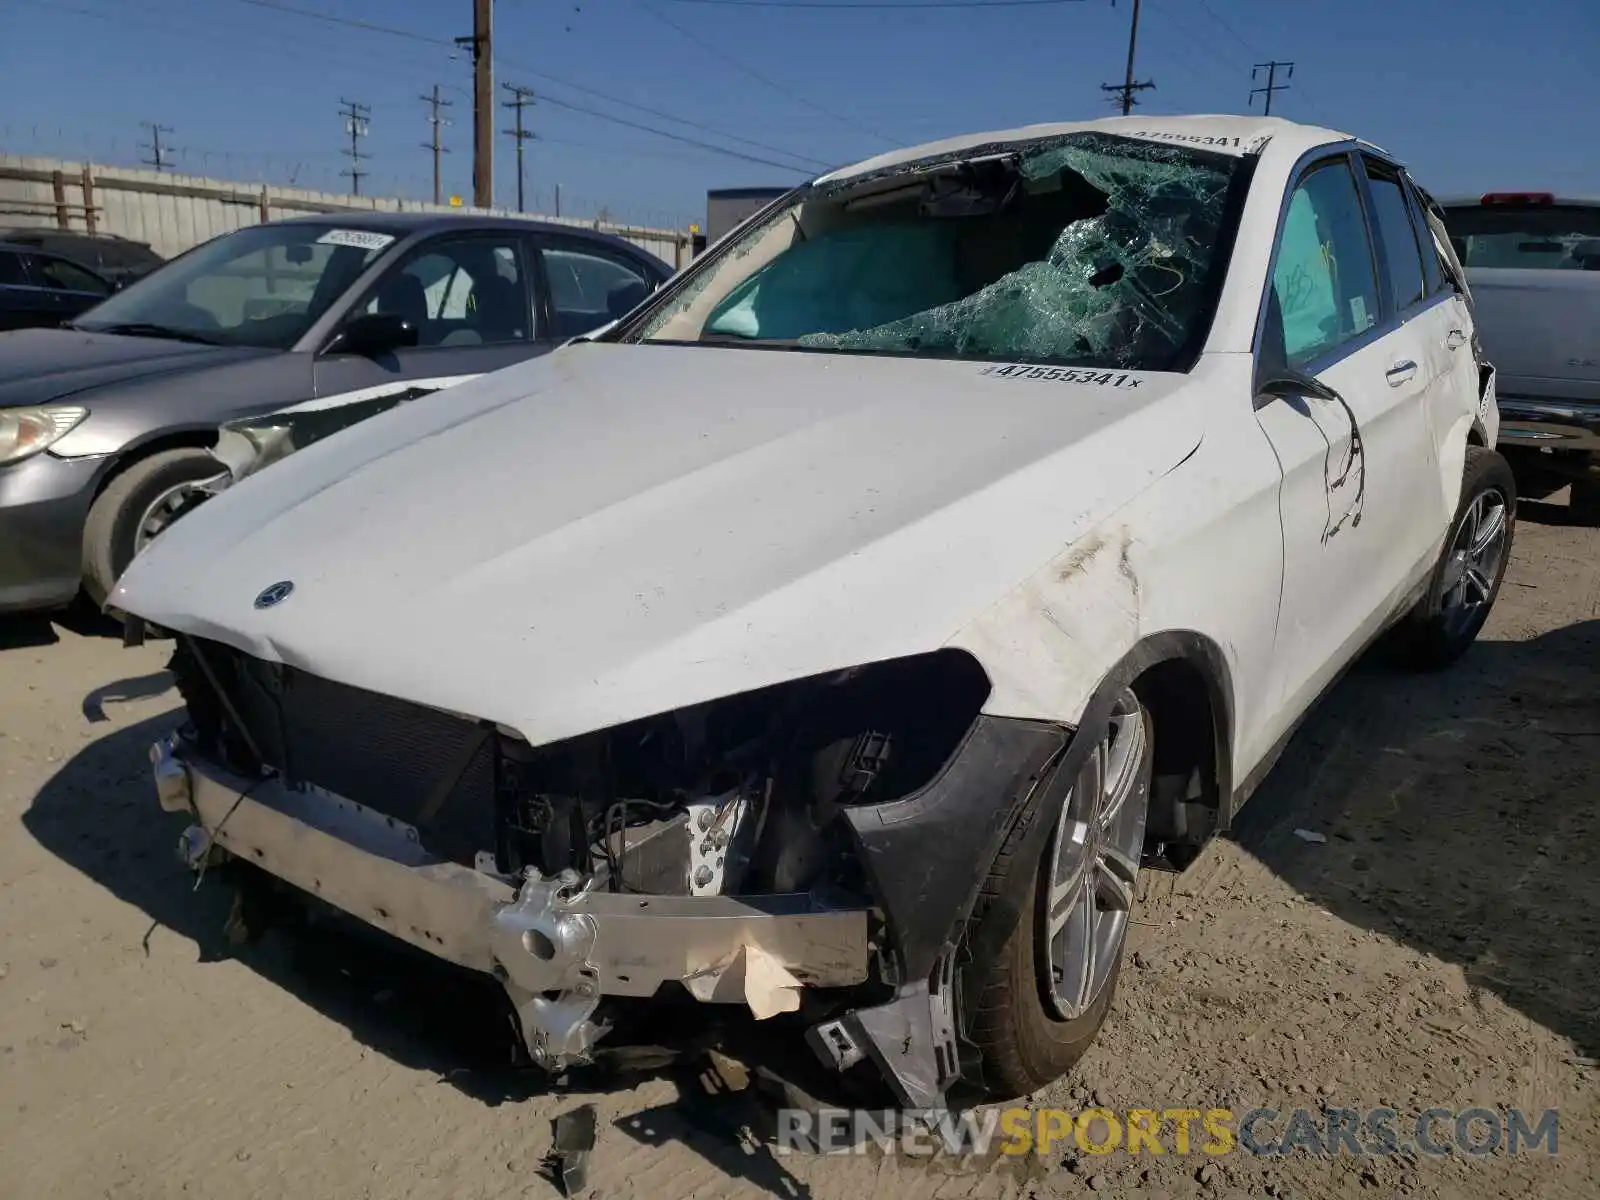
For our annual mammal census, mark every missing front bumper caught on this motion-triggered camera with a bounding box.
[152,707,1071,1111]
[154,739,873,1062]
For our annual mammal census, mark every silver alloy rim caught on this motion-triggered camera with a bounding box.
[1043,689,1148,1020]
[1438,487,1509,636]
[134,482,200,554]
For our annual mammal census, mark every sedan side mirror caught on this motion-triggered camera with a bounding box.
[329,311,419,357]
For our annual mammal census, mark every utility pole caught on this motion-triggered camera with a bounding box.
[1249,61,1295,116]
[339,98,371,195]
[421,85,454,205]
[502,84,536,213]
[456,0,493,208]
[1101,0,1154,116]
[139,121,174,171]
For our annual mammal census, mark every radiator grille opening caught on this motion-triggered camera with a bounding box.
[190,638,497,865]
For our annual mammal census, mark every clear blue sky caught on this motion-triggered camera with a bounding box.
[2,0,1594,228]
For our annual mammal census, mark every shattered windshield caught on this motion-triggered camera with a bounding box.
[627,132,1248,371]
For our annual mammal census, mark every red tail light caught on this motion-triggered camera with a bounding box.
[1480,192,1555,206]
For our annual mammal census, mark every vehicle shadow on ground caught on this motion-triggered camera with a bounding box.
[1230,619,1600,1060]
[21,708,811,1196]
[0,600,125,650]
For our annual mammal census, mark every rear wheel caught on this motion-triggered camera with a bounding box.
[965,689,1152,1099]
[1393,446,1515,669]
[82,448,222,607]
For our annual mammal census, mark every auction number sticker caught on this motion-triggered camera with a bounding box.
[315,229,396,252]
[980,364,1143,389]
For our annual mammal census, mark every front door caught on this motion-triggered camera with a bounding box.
[313,232,548,401]
[1253,152,1444,746]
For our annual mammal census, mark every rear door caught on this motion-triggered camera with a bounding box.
[1440,198,1600,402]
[30,252,114,323]
[531,234,662,343]
[313,231,549,401]
[0,249,60,329]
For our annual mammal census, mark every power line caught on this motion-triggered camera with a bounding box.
[502,83,537,212]
[139,121,174,170]
[500,60,832,169]
[339,98,370,195]
[1188,0,1252,52]
[30,0,470,99]
[37,0,832,178]
[421,85,454,205]
[229,0,445,45]
[217,0,833,170]
[1249,60,1293,116]
[630,0,893,144]
[537,94,817,174]
[1102,0,1154,116]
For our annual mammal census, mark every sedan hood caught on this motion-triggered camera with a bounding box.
[0,327,268,407]
[115,344,1206,747]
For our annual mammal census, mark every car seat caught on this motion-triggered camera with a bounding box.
[372,273,429,333]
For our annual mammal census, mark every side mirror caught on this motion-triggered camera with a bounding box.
[328,311,419,357]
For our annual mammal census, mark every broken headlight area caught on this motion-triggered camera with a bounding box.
[160,638,1069,1108]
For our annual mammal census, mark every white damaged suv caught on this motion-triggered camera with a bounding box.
[115,115,1510,1112]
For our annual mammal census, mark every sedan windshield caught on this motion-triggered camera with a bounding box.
[73,223,395,350]
[628,132,1248,371]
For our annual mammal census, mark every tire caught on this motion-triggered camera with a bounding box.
[81,448,222,608]
[963,690,1154,1100]
[1392,446,1516,670]
[1568,478,1600,526]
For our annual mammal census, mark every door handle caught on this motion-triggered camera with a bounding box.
[1446,329,1467,350]
[1386,360,1418,386]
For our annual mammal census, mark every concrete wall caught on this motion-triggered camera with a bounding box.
[0,155,693,269]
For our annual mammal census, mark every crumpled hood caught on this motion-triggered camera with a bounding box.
[115,343,1205,747]
[0,327,267,407]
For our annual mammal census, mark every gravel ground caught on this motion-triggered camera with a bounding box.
[0,506,1595,1200]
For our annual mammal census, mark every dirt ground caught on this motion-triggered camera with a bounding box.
[1,504,1596,1200]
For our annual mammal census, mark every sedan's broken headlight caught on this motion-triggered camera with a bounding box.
[0,406,88,465]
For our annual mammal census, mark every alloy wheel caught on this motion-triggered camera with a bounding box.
[1042,689,1149,1020]
[1437,487,1509,637]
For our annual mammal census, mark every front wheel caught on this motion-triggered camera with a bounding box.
[82,448,222,607]
[1393,446,1516,669]
[963,689,1153,1100]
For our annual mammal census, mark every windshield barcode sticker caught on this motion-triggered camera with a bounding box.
[315,229,395,252]
[981,364,1143,388]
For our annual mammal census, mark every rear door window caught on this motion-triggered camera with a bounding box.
[538,243,654,339]
[362,236,532,346]
[0,250,27,286]
[34,254,109,295]
[1362,158,1427,313]
[1271,157,1382,369]
[1442,203,1600,271]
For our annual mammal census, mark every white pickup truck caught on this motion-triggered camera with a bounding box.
[1439,193,1600,519]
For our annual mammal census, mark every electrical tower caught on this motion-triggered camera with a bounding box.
[456,0,494,208]
[139,122,175,171]
[1250,61,1295,116]
[421,85,454,205]
[502,84,536,213]
[1101,0,1154,116]
[339,99,371,195]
